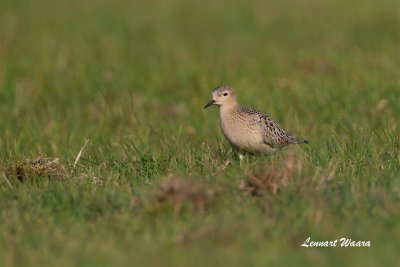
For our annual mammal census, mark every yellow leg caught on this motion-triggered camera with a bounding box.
[239,153,245,165]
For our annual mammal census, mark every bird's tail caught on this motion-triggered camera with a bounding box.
[290,135,309,144]
[300,138,309,144]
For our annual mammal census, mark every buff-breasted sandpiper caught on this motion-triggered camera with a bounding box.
[204,85,308,161]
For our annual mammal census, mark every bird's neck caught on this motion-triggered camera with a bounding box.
[219,102,238,117]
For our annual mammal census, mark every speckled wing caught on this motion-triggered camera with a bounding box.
[239,106,306,148]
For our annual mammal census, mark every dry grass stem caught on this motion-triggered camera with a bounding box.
[73,139,90,169]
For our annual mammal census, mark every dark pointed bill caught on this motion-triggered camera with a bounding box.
[203,99,215,109]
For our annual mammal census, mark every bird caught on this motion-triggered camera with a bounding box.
[204,85,308,162]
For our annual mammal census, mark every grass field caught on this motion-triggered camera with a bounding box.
[0,1,399,266]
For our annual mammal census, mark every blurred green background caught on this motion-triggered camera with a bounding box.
[0,1,399,266]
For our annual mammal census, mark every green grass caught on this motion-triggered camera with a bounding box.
[0,1,399,266]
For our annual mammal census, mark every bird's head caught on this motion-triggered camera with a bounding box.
[204,85,237,109]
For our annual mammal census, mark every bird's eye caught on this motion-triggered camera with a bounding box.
[223,93,228,96]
